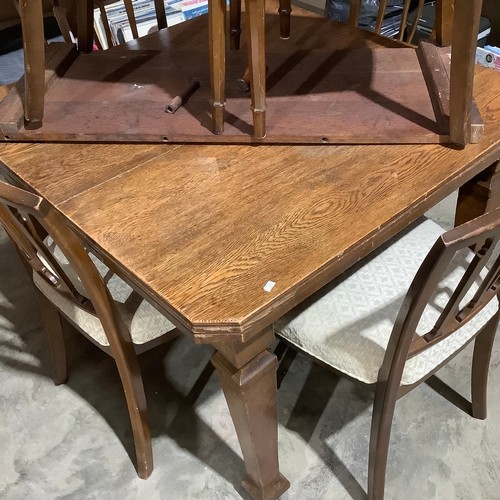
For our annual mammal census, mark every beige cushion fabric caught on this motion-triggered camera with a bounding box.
[34,240,176,346]
[275,219,499,386]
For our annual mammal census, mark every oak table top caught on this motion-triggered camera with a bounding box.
[1,63,500,343]
[2,13,500,500]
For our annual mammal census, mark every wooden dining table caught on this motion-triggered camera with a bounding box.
[1,8,500,500]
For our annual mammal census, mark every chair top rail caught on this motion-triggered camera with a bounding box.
[396,208,500,359]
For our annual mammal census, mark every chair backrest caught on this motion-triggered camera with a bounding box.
[0,181,133,350]
[348,0,425,43]
[52,0,168,49]
[384,208,500,383]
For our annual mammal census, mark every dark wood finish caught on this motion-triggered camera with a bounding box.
[34,287,69,386]
[371,210,500,500]
[254,0,484,141]
[0,27,482,144]
[229,0,291,52]
[471,310,499,419]
[277,0,291,39]
[77,0,94,53]
[230,0,242,50]
[278,209,500,500]
[417,40,451,136]
[14,0,169,128]
[211,0,267,137]
[212,326,290,499]
[153,0,167,30]
[1,63,500,342]
[456,161,500,227]
[0,42,78,138]
[8,0,484,144]
[11,234,70,386]
[0,180,179,480]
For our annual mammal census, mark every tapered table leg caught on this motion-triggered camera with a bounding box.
[18,0,45,128]
[245,0,267,139]
[209,0,227,134]
[211,326,290,500]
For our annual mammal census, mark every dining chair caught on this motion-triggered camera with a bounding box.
[347,0,425,43]
[0,180,180,479]
[229,0,291,50]
[274,211,500,500]
[52,0,162,49]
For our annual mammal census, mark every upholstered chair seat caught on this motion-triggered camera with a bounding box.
[34,239,176,347]
[275,213,500,500]
[0,180,182,480]
[275,219,499,386]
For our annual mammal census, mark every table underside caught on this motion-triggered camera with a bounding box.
[0,38,483,145]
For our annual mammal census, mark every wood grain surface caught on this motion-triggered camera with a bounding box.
[1,61,500,343]
[1,0,500,340]
[1,25,500,498]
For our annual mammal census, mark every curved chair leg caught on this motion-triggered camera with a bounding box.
[471,312,499,419]
[113,345,153,479]
[368,380,399,500]
[34,288,68,385]
[278,0,291,39]
[229,0,242,50]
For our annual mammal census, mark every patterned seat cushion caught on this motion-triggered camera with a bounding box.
[33,240,176,347]
[275,219,499,386]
